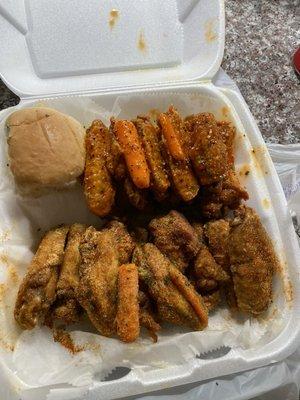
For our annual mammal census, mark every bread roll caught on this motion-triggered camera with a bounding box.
[6,107,86,192]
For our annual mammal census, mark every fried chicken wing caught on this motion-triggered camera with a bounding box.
[194,246,229,291]
[133,243,208,330]
[149,210,201,271]
[52,224,86,324]
[185,113,228,185]
[134,116,170,199]
[84,120,115,216]
[228,206,278,315]
[14,226,69,329]
[77,222,134,336]
[116,263,140,343]
[159,107,199,202]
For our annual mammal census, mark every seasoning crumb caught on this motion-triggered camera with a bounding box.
[137,30,147,53]
[53,328,83,354]
[245,170,250,176]
[109,9,119,29]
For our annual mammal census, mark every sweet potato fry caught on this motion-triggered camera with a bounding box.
[84,120,115,216]
[116,263,140,343]
[113,120,150,189]
[158,113,185,161]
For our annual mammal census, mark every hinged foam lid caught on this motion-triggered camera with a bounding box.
[0,0,224,98]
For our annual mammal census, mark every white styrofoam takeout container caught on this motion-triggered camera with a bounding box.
[0,0,299,399]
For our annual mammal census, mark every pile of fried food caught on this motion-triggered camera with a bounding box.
[14,204,278,343]
[83,106,249,218]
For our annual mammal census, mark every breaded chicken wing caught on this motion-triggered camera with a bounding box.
[15,226,69,329]
[138,290,160,342]
[77,222,134,336]
[228,206,278,315]
[185,113,228,185]
[52,224,86,324]
[149,210,201,271]
[84,120,115,216]
[133,243,208,330]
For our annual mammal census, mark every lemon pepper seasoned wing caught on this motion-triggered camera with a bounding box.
[138,290,160,342]
[77,222,135,336]
[228,206,278,315]
[84,120,115,216]
[149,210,200,271]
[134,116,170,199]
[116,263,140,343]
[185,113,228,185]
[52,224,86,324]
[14,226,69,329]
[133,243,208,330]
[158,107,199,202]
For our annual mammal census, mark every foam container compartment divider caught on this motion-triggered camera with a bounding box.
[0,1,299,399]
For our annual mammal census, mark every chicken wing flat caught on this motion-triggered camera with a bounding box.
[133,243,208,330]
[185,113,228,185]
[15,226,69,329]
[202,290,221,312]
[77,222,134,336]
[228,206,278,315]
[84,120,115,217]
[149,210,201,271]
[134,116,170,199]
[116,263,140,343]
[159,107,199,202]
[52,224,86,324]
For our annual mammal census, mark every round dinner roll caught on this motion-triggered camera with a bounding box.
[6,107,86,191]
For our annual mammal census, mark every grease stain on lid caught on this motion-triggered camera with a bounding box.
[109,9,119,29]
[204,19,217,43]
[137,30,147,53]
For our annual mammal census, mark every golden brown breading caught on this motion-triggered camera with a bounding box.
[149,210,201,271]
[185,113,228,185]
[134,116,170,199]
[133,243,208,330]
[14,226,69,329]
[194,246,229,291]
[84,120,115,216]
[116,264,140,343]
[77,222,135,336]
[52,224,86,324]
[77,227,117,336]
[228,206,278,315]
[205,220,230,272]
[159,107,199,202]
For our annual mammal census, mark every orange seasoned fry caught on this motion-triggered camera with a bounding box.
[116,263,140,343]
[114,120,150,189]
[84,120,115,216]
[158,113,185,161]
[168,264,208,329]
